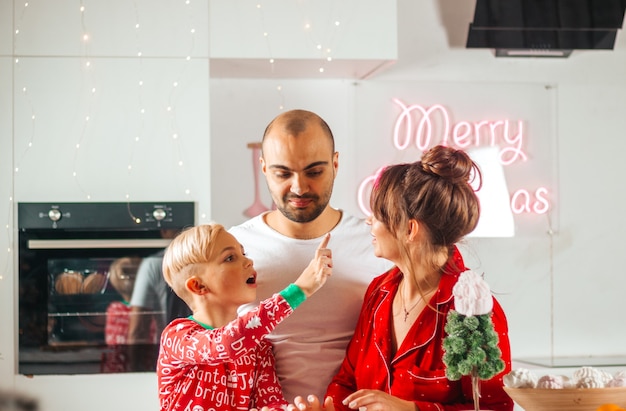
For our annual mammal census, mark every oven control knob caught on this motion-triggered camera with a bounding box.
[48,209,62,222]
[153,208,167,221]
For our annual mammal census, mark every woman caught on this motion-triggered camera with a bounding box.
[324,145,513,411]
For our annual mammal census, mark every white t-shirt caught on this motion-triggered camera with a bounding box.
[129,250,168,336]
[231,211,393,401]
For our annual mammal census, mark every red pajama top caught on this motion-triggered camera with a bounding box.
[326,248,514,411]
[157,285,305,411]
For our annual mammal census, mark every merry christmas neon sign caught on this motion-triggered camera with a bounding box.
[358,99,550,217]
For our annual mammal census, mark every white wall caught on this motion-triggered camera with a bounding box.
[0,0,15,394]
[2,0,626,410]
[1,1,211,409]
[209,74,626,361]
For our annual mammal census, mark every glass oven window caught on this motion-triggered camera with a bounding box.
[18,201,195,375]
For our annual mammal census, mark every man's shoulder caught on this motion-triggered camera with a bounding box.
[334,212,370,235]
[337,211,367,226]
[229,214,267,237]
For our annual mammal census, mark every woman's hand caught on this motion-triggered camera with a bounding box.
[341,389,416,411]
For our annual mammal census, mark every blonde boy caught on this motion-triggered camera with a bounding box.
[157,224,332,411]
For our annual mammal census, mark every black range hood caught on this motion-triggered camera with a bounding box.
[466,0,626,57]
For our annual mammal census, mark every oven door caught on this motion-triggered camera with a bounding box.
[19,230,171,375]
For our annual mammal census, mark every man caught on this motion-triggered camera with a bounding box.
[126,228,192,372]
[231,109,392,401]
[128,229,183,345]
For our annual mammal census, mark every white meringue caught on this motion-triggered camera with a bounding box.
[503,368,538,388]
[607,371,626,387]
[537,374,566,389]
[576,375,605,388]
[573,366,606,388]
[452,270,493,316]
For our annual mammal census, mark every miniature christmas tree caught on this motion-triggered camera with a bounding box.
[442,270,505,411]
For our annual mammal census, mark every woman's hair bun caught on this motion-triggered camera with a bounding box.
[420,145,477,186]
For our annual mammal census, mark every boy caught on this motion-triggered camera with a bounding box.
[157,224,332,411]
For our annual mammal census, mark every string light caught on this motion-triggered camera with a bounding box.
[121,0,146,220]
[14,0,37,178]
[276,85,285,110]
[161,2,198,200]
[1,1,355,290]
[14,84,37,174]
[252,1,345,102]
[0,197,13,282]
[118,0,198,212]
[7,0,347,232]
[11,0,36,286]
[71,0,95,199]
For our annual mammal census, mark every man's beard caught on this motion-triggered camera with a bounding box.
[276,191,331,223]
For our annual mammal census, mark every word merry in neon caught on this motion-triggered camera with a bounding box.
[392,98,527,166]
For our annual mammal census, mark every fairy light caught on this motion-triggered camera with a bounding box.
[159,2,197,200]
[1,197,13,282]
[14,84,37,175]
[6,2,216,277]
[296,1,344,74]
[9,0,348,224]
[276,85,285,110]
[71,0,95,199]
[254,3,286,110]
[118,1,199,216]
[120,0,146,220]
[13,0,38,200]
[253,1,345,102]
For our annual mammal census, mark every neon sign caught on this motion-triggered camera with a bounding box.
[392,98,527,165]
[358,99,551,217]
[511,188,550,215]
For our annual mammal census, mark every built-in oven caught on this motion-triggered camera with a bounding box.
[18,201,195,375]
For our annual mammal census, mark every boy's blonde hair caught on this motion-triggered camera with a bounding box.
[162,224,226,303]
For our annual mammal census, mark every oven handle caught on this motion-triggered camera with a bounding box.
[28,239,172,249]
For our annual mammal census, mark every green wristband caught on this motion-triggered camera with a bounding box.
[279,283,307,309]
